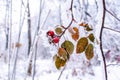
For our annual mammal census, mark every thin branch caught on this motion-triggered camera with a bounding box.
[57,1,75,80]
[6,0,12,80]
[59,0,75,38]
[100,0,108,80]
[11,0,29,80]
[32,43,37,80]
[106,9,120,22]
[107,63,120,67]
[104,26,120,33]
[58,65,66,80]
[11,0,23,80]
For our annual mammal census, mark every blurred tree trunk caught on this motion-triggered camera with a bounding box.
[27,1,32,56]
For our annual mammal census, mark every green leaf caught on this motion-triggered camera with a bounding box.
[55,27,62,35]
[88,33,95,42]
[61,40,74,55]
[85,26,93,31]
[55,56,66,69]
[76,37,88,53]
[85,44,94,60]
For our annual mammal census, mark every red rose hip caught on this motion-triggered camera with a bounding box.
[47,30,54,37]
[53,37,59,43]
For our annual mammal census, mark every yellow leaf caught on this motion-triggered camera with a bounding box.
[55,56,66,69]
[85,44,94,60]
[76,37,88,53]
[55,27,63,35]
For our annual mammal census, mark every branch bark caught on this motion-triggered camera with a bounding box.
[27,0,32,56]
[100,0,108,80]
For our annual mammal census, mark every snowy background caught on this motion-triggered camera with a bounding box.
[0,0,120,80]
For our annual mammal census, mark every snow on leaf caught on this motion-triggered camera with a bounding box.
[85,44,94,60]
[76,37,88,53]
[73,27,79,33]
[55,56,66,69]
[58,48,67,59]
[61,40,74,55]
[71,27,79,41]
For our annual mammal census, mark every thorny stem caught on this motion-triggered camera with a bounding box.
[100,0,108,80]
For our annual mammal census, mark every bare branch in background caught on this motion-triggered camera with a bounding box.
[11,0,29,80]
[27,0,31,56]
[106,9,120,22]
[5,0,13,80]
[104,26,120,33]
[32,43,37,80]
[24,0,52,79]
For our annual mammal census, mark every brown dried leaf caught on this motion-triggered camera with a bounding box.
[15,42,22,48]
[76,37,88,53]
[72,33,79,41]
[58,48,67,59]
[73,27,79,33]
[79,22,87,27]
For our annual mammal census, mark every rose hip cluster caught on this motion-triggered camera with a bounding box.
[47,30,60,43]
